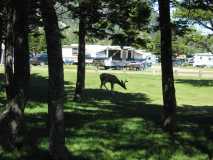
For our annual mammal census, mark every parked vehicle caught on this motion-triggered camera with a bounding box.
[104,58,126,70]
[187,57,194,65]
[31,53,75,65]
[63,58,74,65]
[173,59,186,66]
[193,53,213,67]
[30,53,48,66]
[126,61,145,70]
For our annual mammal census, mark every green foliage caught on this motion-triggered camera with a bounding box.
[28,29,46,53]
[174,7,213,21]
[144,31,161,54]
[106,0,151,47]
[145,28,212,55]
[174,0,213,31]
[173,29,213,54]
[60,21,79,45]
[58,0,151,47]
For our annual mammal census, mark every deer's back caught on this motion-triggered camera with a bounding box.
[100,73,119,82]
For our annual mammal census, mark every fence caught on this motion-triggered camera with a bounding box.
[149,68,213,78]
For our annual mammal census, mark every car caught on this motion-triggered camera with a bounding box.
[126,61,146,71]
[173,59,186,66]
[30,53,48,66]
[187,58,194,65]
[63,58,74,65]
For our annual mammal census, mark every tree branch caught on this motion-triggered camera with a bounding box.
[197,20,213,31]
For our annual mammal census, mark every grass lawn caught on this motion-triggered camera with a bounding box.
[0,65,213,160]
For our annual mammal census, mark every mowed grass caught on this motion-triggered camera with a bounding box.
[0,65,213,160]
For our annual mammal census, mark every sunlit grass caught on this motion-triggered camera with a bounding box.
[0,65,213,160]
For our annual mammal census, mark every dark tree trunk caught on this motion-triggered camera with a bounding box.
[40,0,67,159]
[158,0,177,134]
[14,0,30,101]
[11,0,30,144]
[0,17,3,63]
[0,0,30,147]
[0,5,16,148]
[74,3,86,101]
[4,6,15,100]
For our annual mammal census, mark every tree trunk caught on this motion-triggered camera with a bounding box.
[0,17,3,64]
[0,0,30,147]
[40,0,67,159]
[4,6,15,100]
[11,0,30,144]
[14,0,30,101]
[158,0,177,134]
[74,3,86,101]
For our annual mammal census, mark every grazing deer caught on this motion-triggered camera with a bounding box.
[100,73,128,91]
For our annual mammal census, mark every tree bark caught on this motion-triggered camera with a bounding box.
[4,6,15,100]
[158,0,177,134]
[0,0,30,147]
[0,17,3,64]
[13,0,30,101]
[40,0,67,159]
[11,0,30,144]
[74,2,86,101]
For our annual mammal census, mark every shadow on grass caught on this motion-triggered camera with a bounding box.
[29,73,75,104]
[175,105,213,160]
[176,79,213,87]
[0,74,213,159]
[64,89,213,160]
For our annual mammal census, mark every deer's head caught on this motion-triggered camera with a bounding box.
[120,80,128,89]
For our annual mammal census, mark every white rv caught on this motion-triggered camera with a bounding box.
[134,50,158,64]
[193,53,213,67]
[62,44,156,68]
[62,47,77,64]
[62,44,108,64]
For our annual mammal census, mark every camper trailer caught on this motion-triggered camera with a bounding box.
[103,46,134,69]
[62,44,134,68]
[62,47,76,64]
[62,44,107,64]
[193,53,213,67]
[62,44,156,69]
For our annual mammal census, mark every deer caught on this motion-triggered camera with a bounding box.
[100,73,128,91]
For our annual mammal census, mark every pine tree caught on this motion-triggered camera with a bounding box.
[158,0,177,134]
[40,0,68,159]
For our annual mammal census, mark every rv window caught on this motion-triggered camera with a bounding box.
[209,58,211,60]
[127,52,132,60]
[72,48,78,55]
[109,50,121,60]
[113,53,121,60]
[200,57,202,60]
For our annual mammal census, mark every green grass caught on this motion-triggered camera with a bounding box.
[0,65,213,160]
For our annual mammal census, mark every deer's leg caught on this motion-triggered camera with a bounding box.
[103,83,108,90]
[100,82,103,89]
[111,83,114,91]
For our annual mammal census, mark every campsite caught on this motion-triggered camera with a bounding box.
[0,0,213,160]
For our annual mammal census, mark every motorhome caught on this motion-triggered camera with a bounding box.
[62,44,108,64]
[62,44,157,68]
[193,53,213,67]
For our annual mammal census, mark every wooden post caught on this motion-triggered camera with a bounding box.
[198,70,202,79]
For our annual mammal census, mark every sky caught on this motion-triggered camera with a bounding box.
[153,2,213,35]
[195,24,213,35]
